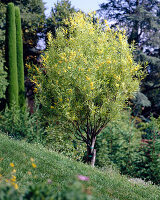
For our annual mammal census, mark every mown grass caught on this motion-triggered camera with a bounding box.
[0,132,159,200]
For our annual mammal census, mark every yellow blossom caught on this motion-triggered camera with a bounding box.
[106,60,111,64]
[69,89,72,93]
[90,82,94,87]
[32,163,37,168]
[12,169,16,173]
[33,88,38,93]
[10,163,14,168]
[51,106,54,109]
[86,76,90,81]
[13,183,19,190]
[116,84,119,87]
[59,97,63,102]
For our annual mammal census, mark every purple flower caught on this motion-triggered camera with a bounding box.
[77,175,90,181]
[47,179,52,184]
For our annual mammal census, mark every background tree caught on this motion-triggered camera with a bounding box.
[32,13,143,166]
[45,0,76,41]
[0,0,45,63]
[6,3,18,107]
[15,6,25,109]
[99,0,160,118]
[0,0,45,110]
[0,3,8,104]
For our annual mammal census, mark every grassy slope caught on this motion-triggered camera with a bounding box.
[0,133,159,200]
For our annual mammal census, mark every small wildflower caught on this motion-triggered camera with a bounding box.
[50,106,54,109]
[11,177,16,182]
[13,183,19,190]
[47,179,52,184]
[0,158,4,162]
[28,171,32,175]
[10,163,14,168]
[30,158,34,162]
[32,163,37,168]
[12,169,16,173]
[77,175,90,181]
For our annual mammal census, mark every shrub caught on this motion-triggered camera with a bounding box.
[96,113,160,185]
[96,111,142,175]
[0,104,45,143]
[44,124,86,161]
[134,116,160,184]
[0,184,20,200]
[0,61,8,100]
[31,12,143,166]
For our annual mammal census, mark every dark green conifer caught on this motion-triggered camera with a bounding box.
[15,6,25,109]
[6,3,18,107]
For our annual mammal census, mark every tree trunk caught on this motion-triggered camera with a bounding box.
[87,136,96,167]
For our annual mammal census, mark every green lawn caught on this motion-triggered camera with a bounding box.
[0,132,159,200]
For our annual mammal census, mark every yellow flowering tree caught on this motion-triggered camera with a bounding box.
[34,12,143,166]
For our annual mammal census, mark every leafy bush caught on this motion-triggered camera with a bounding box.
[0,184,20,200]
[96,112,160,185]
[44,124,86,161]
[55,180,94,200]
[0,60,8,100]
[0,180,94,200]
[0,104,45,143]
[134,116,160,184]
[30,12,143,165]
[23,184,55,200]
[96,111,142,174]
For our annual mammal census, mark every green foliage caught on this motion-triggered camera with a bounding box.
[33,12,143,164]
[96,111,142,174]
[0,61,8,100]
[0,180,94,200]
[134,116,160,184]
[46,0,76,39]
[15,6,25,109]
[44,124,86,161]
[99,0,160,117]
[55,181,94,200]
[0,185,20,200]
[23,184,55,200]
[1,0,45,63]
[6,3,18,107]
[0,104,44,143]
[96,113,160,185]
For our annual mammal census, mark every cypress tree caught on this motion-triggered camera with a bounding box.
[15,6,25,109]
[6,3,18,107]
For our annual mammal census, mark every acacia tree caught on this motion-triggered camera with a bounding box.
[33,13,143,166]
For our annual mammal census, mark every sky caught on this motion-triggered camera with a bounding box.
[43,0,104,16]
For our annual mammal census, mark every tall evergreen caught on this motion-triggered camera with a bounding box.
[46,0,76,41]
[6,2,18,107]
[15,6,25,109]
[99,0,160,117]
